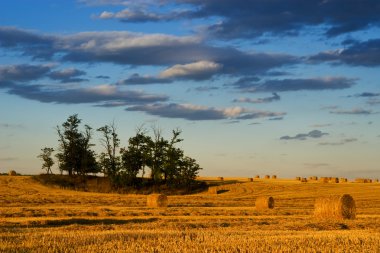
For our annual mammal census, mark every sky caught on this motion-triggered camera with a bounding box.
[0,0,379,178]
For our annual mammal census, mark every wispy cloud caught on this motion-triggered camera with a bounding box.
[348,92,380,98]
[8,84,168,105]
[280,130,328,140]
[232,77,355,92]
[233,93,280,104]
[329,108,375,115]
[126,103,285,121]
[319,138,358,146]
[310,39,380,66]
[48,68,87,83]
[0,64,51,87]
[0,157,17,161]
[92,1,380,39]
[310,123,333,128]
[0,123,24,129]
[0,27,299,76]
[367,98,380,106]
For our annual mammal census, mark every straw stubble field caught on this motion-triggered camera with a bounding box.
[1,176,380,252]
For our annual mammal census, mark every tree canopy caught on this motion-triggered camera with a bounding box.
[40,114,202,190]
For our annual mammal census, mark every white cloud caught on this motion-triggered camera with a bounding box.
[159,61,222,80]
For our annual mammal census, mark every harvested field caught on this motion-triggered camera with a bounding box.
[1,176,380,252]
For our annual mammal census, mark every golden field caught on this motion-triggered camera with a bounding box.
[1,176,380,252]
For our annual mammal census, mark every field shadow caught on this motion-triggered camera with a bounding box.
[217,189,230,194]
[23,218,159,228]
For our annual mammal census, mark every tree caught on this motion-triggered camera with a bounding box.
[120,128,151,186]
[37,147,55,174]
[56,114,99,176]
[163,129,183,185]
[177,156,201,187]
[146,126,168,184]
[97,123,120,178]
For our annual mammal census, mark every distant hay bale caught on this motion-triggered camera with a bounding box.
[271,175,277,179]
[208,186,218,194]
[375,179,379,183]
[264,175,270,179]
[248,178,253,182]
[255,175,260,179]
[369,179,373,183]
[309,176,318,181]
[355,178,369,183]
[319,177,329,183]
[8,170,17,176]
[314,194,356,220]
[329,177,339,183]
[339,178,348,183]
[301,178,307,182]
[255,196,275,210]
[295,177,301,181]
[218,177,224,181]
[147,194,168,208]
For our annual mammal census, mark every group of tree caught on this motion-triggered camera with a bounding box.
[38,114,202,190]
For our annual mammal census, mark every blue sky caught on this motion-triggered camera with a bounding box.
[0,0,379,178]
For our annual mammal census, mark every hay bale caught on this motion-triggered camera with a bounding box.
[8,170,17,176]
[301,178,307,182]
[314,194,356,220]
[208,186,218,194]
[329,177,339,183]
[271,175,277,179]
[254,175,260,179]
[375,179,379,183]
[218,177,224,181]
[255,196,274,210]
[264,175,270,179]
[319,177,329,183]
[295,177,301,181]
[355,178,369,183]
[339,178,348,183]
[309,176,318,181]
[248,178,253,182]
[147,194,168,208]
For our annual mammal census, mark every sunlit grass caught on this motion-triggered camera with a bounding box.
[1,176,380,252]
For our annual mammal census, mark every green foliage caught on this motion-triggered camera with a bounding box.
[97,124,120,180]
[41,114,202,192]
[37,147,55,174]
[55,114,100,176]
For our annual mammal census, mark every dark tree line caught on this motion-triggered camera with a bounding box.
[38,114,202,189]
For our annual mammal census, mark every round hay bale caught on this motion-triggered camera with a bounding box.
[314,194,356,220]
[295,177,301,181]
[255,196,274,210]
[264,175,270,179]
[329,177,339,183]
[309,176,318,181]
[208,186,218,194]
[147,194,168,208]
[271,175,277,179]
[254,175,260,179]
[301,178,307,182]
[319,177,329,183]
[248,178,253,182]
[355,178,368,183]
[8,170,17,176]
[339,178,348,183]
[375,179,379,183]
[218,177,224,181]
